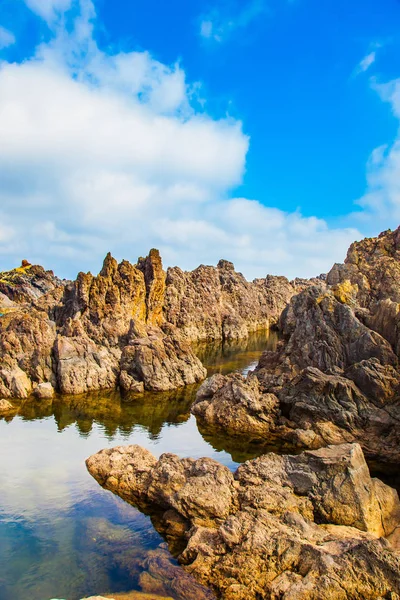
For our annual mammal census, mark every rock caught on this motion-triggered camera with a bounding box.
[327,227,400,307]
[0,248,301,398]
[57,255,147,345]
[164,265,298,343]
[0,309,57,393]
[327,227,400,356]
[137,249,166,327]
[87,443,400,600]
[0,360,32,398]
[0,398,16,415]
[33,382,55,399]
[54,336,120,395]
[0,263,64,304]
[4,227,399,402]
[120,328,207,392]
[236,275,400,463]
[138,545,215,600]
[192,373,279,438]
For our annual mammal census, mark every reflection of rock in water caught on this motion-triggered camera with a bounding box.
[194,329,279,377]
[196,417,293,464]
[9,330,277,440]
[14,385,197,439]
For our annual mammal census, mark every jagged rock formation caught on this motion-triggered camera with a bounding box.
[164,261,306,342]
[192,227,400,465]
[86,443,400,600]
[0,261,64,304]
[0,251,206,397]
[0,249,299,399]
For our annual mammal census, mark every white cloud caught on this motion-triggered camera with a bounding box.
[353,78,400,227]
[353,43,384,77]
[0,25,15,49]
[24,0,73,24]
[199,0,266,43]
[0,0,362,280]
[357,51,376,74]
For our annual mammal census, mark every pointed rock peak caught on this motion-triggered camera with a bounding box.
[217,259,235,271]
[149,248,161,260]
[136,249,165,326]
[137,249,164,280]
[100,252,118,278]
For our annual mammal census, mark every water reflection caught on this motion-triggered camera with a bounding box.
[0,330,273,600]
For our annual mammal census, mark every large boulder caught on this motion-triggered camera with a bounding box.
[87,443,400,600]
[119,327,206,393]
[192,372,279,438]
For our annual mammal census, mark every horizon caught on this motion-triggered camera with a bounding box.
[0,0,400,280]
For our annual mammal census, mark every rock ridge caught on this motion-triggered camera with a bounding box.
[192,226,400,465]
[0,252,298,398]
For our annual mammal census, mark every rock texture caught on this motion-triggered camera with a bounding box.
[164,262,306,343]
[0,252,208,398]
[193,228,400,465]
[0,249,301,399]
[87,443,400,600]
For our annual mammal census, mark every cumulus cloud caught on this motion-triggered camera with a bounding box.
[0,25,15,49]
[0,0,361,280]
[199,0,266,43]
[354,78,400,227]
[24,0,73,24]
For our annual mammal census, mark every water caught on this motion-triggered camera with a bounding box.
[0,330,279,600]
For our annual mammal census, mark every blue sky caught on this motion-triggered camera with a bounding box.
[0,0,399,279]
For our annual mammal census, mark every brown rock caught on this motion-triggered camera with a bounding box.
[192,372,279,438]
[119,327,206,392]
[33,381,55,399]
[0,398,16,415]
[87,443,400,600]
[164,264,298,343]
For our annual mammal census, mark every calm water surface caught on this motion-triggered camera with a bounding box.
[0,331,279,600]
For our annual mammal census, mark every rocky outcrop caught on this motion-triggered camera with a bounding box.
[119,326,206,393]
[192,372,279,439]
[0,261,64,305]
[0,249,299,399]
[164,262,300,342]
[87,443,400,600]
[193,285,400,463]
[0,252,204,397]
[193,228,400,465]
[327,227,400,357]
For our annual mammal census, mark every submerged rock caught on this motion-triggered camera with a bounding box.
[86,443,400,600]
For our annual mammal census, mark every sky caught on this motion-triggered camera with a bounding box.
[0,0,399,280]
